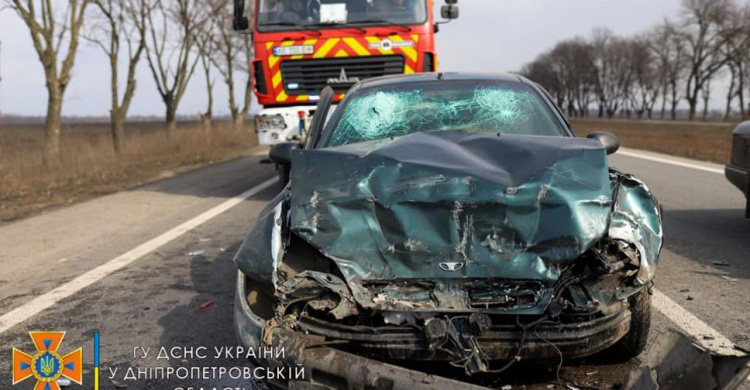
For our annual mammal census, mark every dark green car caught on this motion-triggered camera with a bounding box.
[234,73,663,388]
[726,122,750,218]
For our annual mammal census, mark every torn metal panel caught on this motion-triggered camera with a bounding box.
[608,173,663,285]
[289,130,612,313]
[233,191,290,290]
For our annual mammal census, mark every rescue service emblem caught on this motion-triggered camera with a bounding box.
[12,331,83,389]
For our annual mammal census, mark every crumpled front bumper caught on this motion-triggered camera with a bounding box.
[234,271,631,388]
[234,271,489,389]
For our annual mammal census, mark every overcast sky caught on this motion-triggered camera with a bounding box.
[0,0,720,118]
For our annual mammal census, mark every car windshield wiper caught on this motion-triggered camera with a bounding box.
[260,22,322,36]
[307,23,367,34]
[348,19,412,32]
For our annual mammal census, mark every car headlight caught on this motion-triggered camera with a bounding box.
[256,114,287,131]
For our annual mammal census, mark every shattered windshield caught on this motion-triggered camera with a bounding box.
[257,0,427,31]
[325,80,566,146]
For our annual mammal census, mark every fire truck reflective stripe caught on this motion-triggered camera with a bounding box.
[314,38,340,58]
[364,36,388,55]
[390,35,417,63]
[343,37,370,56]
[269,55,280,69]
[263,34,420,105]
[272,72,283,88]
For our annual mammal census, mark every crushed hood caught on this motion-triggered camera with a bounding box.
[289,130,612,285]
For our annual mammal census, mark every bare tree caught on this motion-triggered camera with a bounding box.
[5,0,90,160]
[209,0,253,130]
[628,37,661,119]
[89,0,147,154]
[647,21,687,120]
[140,0,204,136]
[590,28,614,118]
[193,2,218,131]
[677,0,738,120]
[598,37,637,118]
[720,2,750,119]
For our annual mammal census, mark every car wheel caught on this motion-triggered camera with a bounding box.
[608,289,651,359]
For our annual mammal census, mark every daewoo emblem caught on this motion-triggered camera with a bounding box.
[439,262,465,272]
[327,68,360,84]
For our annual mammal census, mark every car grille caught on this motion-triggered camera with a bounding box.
[280,55,405,94]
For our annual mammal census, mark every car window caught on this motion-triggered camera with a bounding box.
[325,80,566,147]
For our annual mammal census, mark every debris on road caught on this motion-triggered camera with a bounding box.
[712,261,730,267]
[720,275,737,282]
[687,296,694,301]
[199,300,214,310]
[679,288,690,293]
[625,329,750,390]
[188,250,205,257]
[110,379,128,388]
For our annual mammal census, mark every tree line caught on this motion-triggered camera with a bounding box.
[520,0,750,122]
[4,0,252,160]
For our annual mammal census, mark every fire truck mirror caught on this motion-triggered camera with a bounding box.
[233,0,249,31]
[441,5,459,20]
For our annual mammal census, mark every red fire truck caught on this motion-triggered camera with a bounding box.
[233,0,459,145]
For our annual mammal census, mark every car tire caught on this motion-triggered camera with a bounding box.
[608,289,651,360]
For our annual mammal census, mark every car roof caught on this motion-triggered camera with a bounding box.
[354,72,528,90]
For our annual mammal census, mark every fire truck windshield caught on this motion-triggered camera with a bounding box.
[257,0,427,32]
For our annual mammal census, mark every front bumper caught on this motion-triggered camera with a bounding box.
[725,163,749,217]
[725,163,749,196]
[233,271,488,389]
[234,271,631,386]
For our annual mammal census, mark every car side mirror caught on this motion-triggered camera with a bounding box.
[587,131,620,155]
[269,142,297,166]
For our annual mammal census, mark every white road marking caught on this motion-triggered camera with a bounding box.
[0,177,278,334]
[619,149,744,355]
[617,148,724,175]
[651,289,743,356]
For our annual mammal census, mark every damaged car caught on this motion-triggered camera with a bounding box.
[233,73,663,388]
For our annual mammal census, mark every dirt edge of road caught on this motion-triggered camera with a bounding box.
[571,118,737,165]
[0,143,268,225]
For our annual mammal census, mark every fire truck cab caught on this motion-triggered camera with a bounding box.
[234,0,459,145]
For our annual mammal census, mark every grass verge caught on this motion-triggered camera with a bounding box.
[570,118,737,164]
[0,120,259,223]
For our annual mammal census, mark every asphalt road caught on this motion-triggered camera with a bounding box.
[0,146,748,390]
